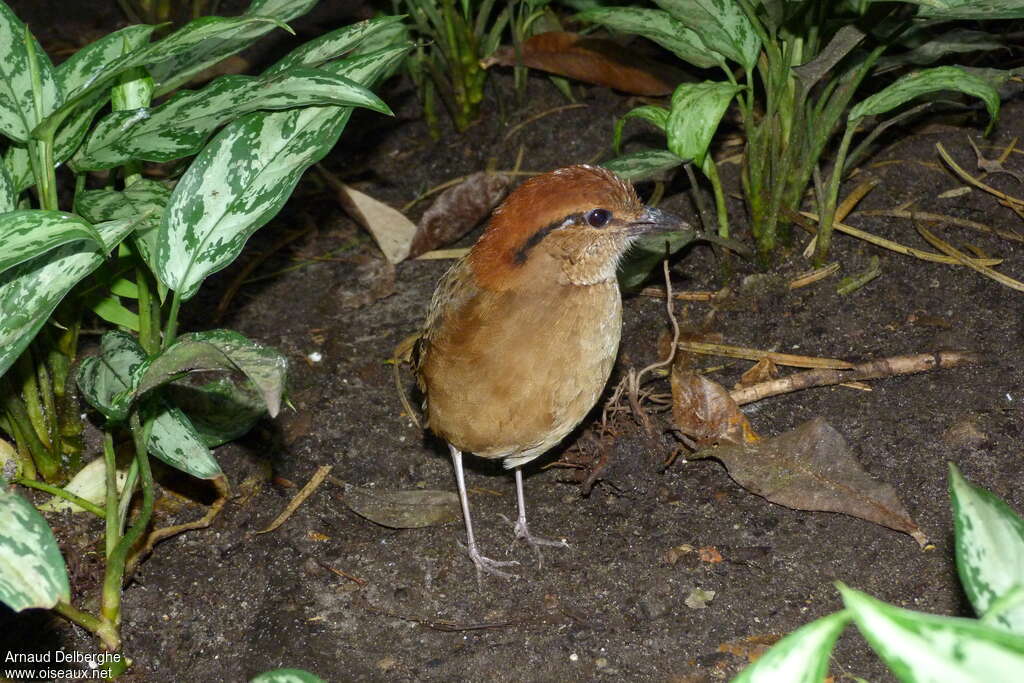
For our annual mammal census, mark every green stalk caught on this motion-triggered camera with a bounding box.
[100,412,154,630]
[813,121,858,265]
[23,26,58,212]
[55,601,120,652]
[162,290,182,351]
[103,431,120,558]
[701,157,730,239]
[0,401,38,480]
[13,476,104,517]
[136,266,158,356]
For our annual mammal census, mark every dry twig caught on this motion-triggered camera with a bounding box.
[256,465,332,534]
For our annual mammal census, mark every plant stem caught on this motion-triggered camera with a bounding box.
[23,26,59,211]
[162,290,182,351]
[701,157,729,239]
[100,412,154,630]
[136,266,158,356]
[814,121,858,265]
[13,476,104,517]
[55,601,120,652]
[103,431,120,557]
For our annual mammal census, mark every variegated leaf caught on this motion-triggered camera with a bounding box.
[0,210,103,275]
[264,15,406,76]
[76,329,147,423]
[134,329,287,418]
[0,2,61,143]
[0,218,135,378]
[950,463,1024,635]
[734,611,850,683]
[250,669,326,683]
[850,66,1000,132]
[75,178,172,274]
[32,15,286,143]
[145,400,223,480]
[2,144,31,195]
[917,0,1024,19]
[666,81,742,168]
[577,7,722,70]
[839,582,1024,678]
[167,376,267,447]
[0,480,70,611]
[56,24,155,100]
[149,0,318,96]
[652,0,761,70]
[78,68,389,170]
[613,104,669,153]
[602,148,684,181]
[0,160,14,212]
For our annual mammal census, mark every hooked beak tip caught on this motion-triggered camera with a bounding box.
[632,206,686,234]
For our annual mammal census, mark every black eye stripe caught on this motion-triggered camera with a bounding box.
[513,210,614,265]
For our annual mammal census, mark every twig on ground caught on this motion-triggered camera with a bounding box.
[916,223,1024,292]
[674,341,853,370]
[855,208,1024,243]
[503,104,588,142]
[789,262,840,289]
[255,465,332,534]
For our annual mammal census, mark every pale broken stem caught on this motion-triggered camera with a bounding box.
[676,340,853,370]
[855,208,1024,244]
[416,248,471,260]
[936,141,1024,208]
[628,260,680,432]
[799,211,1002,266]
[392,333,422,429]
[805,179,879,257]
[916,223,1024,293]
[126,475,230,577]
[256,465,333,534]
[730,351,982,405]
[789,262,841,290]
[639,287,718,302]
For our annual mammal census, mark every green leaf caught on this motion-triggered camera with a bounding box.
[651,0,761,71]
[2,144,31,195]
[602,148,684,181]
[90,294,140,331]
[618,228,698,290]
[77,68,390,170]
[149,0,318,96]
[263,15,407,76]
[666,81,741,168]
[0,480,70,611]
[838,582,1024,680]
[0,159,13,213]
[577,7,723,70]
[734,611,851,683]
[0,217,135,378]
[76,329,147,423]
[249,669,326,683]
[613,105,669,153]
[75,178,172,275]
[849,66,1000,133]
[56,24,156,100]
[877,29,1005,69]
[917,0,1024,19]
[144,400,223,480]
[135,329,287,418]
[167,376,267,447]
[0,3,61,143]
[949,463,1024,635]
[0,210,103,276]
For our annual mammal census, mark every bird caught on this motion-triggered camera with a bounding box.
[415,164,679,578]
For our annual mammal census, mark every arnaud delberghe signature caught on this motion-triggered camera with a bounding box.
[5,650,124,666]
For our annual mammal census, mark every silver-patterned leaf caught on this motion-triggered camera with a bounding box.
[149,0,318,96]
[0,480,70,611]
[0,217,135,378]
[0,210,103,275]
[250,669,326,683]
[78,68,390,170]
[0,2,61,143]
[0,160,14,213]
[734,611,851,683]
[75,178,172,274]
[917,0,1024,19]
[577,7,722,70]
[145,400,223,480]
[602,148,684,181]
[4,143,32,194]
[263,15,406,77]
[166,376,267,447]
[666,80,741,167]
[613,104,669,152]
[839,582,1024,677]
[652,0,760,70]
[56,24,155,100]
[950,463,1024,635]
[134,329,286,418]
[76,329,147,423]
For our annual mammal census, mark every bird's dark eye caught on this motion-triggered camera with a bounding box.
[585,208,612,228]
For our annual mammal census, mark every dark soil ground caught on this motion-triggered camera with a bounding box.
[3,3,1024,682]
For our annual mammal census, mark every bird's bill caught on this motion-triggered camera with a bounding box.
[630,206,686,234]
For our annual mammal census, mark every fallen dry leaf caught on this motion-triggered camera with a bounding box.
[737,357,779,388]
[690,417,927,547]
[409,172,511,258]
[685,588,716,609]
[717,634,783,663]
[483,32,682,96]
[318,167,417,263]
[671,363,759,447]
[698,546,723,563]
[345,489,460,529]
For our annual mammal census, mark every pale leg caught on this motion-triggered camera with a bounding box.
[511,466,569,567]
[450,445,518,580]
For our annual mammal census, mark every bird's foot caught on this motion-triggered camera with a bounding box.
[459,540,519,580]
[500,514,569,568]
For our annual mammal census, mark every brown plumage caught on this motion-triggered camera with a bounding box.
[416,165,679,578]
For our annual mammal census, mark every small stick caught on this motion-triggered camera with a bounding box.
[855,208,1024,243]
[416,247,470,260]
[639,287,718,301]
[936,142,1024,207]
[256,465,332,534]
[319,560,367,586]
[916,223,1024,292]
[676,340,853,369]
[730,351,982,405]
[503,103,588,141]
[789,262,840,289]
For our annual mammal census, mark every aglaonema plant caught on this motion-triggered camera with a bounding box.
[734,463,1024,682]
[0,0,408,661]
[587,0,1022,264]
